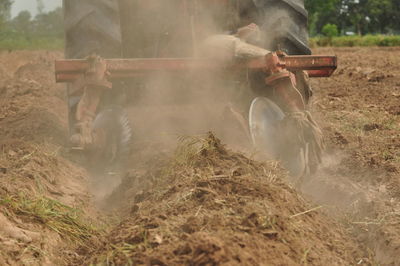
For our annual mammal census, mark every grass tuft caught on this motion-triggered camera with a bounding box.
[174,133,225,166]
[0,193,98,244]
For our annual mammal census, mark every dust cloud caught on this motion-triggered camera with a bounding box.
[91,1,313,204]
[90,1,310,201]
[91,1,264,198]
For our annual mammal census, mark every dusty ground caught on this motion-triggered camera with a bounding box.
[0,47,399,265]
[308,47,400,265]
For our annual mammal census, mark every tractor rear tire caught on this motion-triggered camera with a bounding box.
[254,0,310,55]
[63,0,122,59]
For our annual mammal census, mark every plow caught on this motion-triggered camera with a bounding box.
[55,42,337,178]
[56,0,338,179]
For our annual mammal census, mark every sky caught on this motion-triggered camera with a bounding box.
[11,0,62,18]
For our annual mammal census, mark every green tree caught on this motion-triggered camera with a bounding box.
[389,0,400,33]
[36,0,44,14]
[305,0,400,35]
[321,23,338,45]
[32,7,63,37]
[322,23,339,37]
[0,0,12,28]
[11,10,32,34]
[365,0,394,33]
[342,0,393,35]
[343,0,365,35]
[305,0,342,36]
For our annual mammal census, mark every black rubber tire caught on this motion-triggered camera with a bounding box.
[63,0,122,59]
[253,0,311,55]
[241,0,312,105]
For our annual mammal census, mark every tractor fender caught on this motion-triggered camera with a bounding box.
[252,0,310,55]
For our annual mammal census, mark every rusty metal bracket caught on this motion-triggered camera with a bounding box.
[72,55,112,90]
[263,52,306,111]
[68,55,112,150]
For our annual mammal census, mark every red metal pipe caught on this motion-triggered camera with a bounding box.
[55,55,337,83]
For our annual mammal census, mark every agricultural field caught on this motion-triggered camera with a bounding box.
[0,47,399,265]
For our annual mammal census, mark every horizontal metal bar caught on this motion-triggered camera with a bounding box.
[307,69,336,78]
[282,55,337,70]
[55,55,337,82]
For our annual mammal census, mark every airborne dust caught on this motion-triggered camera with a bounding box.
[0,1,399,265]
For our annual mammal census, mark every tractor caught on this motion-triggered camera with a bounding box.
[56,0,337,180]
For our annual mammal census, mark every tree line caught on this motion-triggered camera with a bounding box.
[0,0,62,38]
[305,0,400,36]
[0,0,399,39]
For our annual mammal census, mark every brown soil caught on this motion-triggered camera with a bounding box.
[86,134,366,265]
[0,47,399,265]
[307,47,400,265]
[0,51,99,265]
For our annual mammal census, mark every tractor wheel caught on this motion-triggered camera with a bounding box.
[63,0,122,59]
[89,107,133,176]
[253,0,310,55]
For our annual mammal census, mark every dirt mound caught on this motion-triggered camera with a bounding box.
[85,133,364,265]
[0,51,100,265]
[0,52,67,145]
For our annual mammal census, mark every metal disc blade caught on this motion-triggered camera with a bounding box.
[91,108,132,174]
[249,97,285,159]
